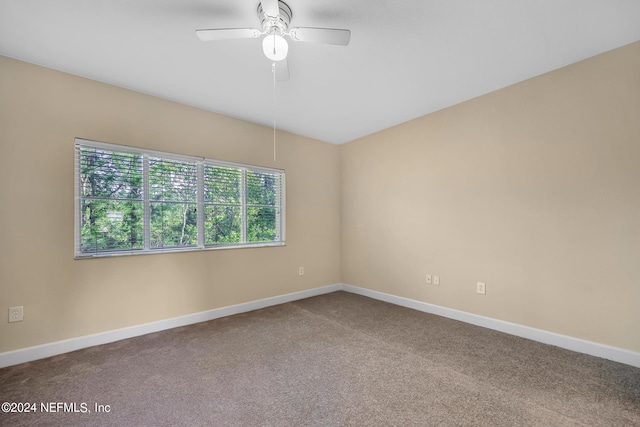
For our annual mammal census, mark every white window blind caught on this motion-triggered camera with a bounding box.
[149,156,198,249]
[203,165,243,245]
[246,170,283,243]
[77,145,144,253]
[75,139,285,258]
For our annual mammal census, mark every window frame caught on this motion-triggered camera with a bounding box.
[75,138,286,259]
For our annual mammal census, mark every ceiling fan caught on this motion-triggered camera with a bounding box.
[195,0,351,81]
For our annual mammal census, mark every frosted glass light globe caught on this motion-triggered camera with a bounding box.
[262,34,288,62]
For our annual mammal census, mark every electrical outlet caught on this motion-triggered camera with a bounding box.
[433,275,440,285]
[298,267,304,276]
[477,282,486,295]
[9,306,23,322]
[425,274,432,284]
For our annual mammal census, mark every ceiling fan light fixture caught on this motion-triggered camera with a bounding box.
[262,34,288,61]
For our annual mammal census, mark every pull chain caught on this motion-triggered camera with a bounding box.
[272,61,277,162]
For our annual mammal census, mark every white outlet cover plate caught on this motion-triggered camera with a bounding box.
[9,306,24,322]
[477,282,486,295]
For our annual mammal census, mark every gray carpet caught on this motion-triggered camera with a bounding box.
[1,291,639,426]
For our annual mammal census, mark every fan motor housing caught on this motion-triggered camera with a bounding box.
[258,1,292,35]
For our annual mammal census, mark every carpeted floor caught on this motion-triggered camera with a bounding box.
[1,291,639,426]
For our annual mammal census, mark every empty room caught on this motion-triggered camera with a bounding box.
[1,0,639,425]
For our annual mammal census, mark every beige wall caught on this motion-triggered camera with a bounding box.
[0,56,341,352]
[341,41,640,352]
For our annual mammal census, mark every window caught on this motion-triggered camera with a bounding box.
[75,139,285,258]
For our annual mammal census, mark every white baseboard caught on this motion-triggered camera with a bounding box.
[0,283,342,369]
[341,283,640,369]
[2,282,638,369]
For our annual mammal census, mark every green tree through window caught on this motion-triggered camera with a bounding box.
[247,171,279,243]
[149,157,198,248]
[204,165,242,244]
[79,147,143,252]
[76,139,285,257]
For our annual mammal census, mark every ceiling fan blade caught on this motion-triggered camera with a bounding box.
[275,59,289,82]
[289,27,351,46]
[196,28,261,42]
[260,0,280,18]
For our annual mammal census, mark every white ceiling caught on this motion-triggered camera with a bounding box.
[1,1,639,144]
